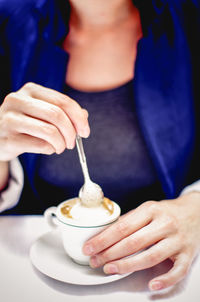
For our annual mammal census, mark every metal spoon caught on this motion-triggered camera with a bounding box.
[76,135,104,207]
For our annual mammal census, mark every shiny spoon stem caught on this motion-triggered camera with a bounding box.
[76,135,90,182]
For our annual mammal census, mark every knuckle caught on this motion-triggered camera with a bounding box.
[126,236,141,251]
[61,96,72,109]
[43,125,64,153]
[82,108,89,119]
[132,236,142,247]
[164,215,178,232]
[48,106,63,121]
[4,92,15,102]
[181,254,191,271]
[69,133,77,143]
[118,261,132,274]
[44,124,58,137]
[62,97,82,114]
[100,251,110,264]
[146,201,160,215]
[177,261,190,281]
[94,236,104,249]
[4,92,19,105]
[116,221,129,236]
[80,109,89,124]
[125,239,134,251]
[148,251,161,265]
[37,140,54,154]
[177,234,186,248]
[23,82,35,91]
[4,111,16,125]
[143,200,156,209]
[181,265,189,278]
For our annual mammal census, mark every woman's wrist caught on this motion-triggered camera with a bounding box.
[180,180,200,196]
[180,190,200,200]
[0,161,9,192]
[175,190,200,211]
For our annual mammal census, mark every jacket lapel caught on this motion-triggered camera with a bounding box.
[134,0,195,197]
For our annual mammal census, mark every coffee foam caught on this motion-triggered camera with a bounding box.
[59,198,120,227]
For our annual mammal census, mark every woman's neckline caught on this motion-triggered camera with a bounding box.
[64,78,134,95]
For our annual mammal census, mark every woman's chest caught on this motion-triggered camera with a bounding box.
[63,21,142,91]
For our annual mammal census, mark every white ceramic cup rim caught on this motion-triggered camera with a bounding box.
[55,198,121,228]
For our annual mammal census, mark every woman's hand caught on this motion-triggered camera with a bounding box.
[0,82,90,161]
[83,192,200,291]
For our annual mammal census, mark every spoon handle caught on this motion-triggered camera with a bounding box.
[76,135,90,181]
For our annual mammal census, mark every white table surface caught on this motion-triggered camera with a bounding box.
[0,215,200,302]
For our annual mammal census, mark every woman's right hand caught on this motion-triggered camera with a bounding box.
[0,82,90,161]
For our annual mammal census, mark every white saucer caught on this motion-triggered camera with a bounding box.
[29,230,132,285]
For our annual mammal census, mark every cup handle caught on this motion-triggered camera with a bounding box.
[44,207,58,229]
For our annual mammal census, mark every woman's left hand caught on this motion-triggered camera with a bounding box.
[83,192,200,291]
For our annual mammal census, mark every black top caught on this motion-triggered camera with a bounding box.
[37,80,164,214]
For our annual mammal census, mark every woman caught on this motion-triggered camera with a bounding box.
[0,0,200,291]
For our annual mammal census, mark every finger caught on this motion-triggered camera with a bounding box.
[103,238,179,275]
[89,220,170,268]
[22,83,90,138]
[7,111,66,154]
[149,254,192,291]
[7,133,55,157]
[8,94,76,149]
[83,206,153,256]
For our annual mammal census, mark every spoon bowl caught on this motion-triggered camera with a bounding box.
[79,180,104,207]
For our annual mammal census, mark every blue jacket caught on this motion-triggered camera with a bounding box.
[0,0,199,213]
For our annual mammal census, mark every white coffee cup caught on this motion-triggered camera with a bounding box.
[44,198,121,265]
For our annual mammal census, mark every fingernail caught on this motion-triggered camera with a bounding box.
[90,256,100,268]
[67,144,75,150]
[149,281,163,291]
[104,264,118,274]
[83,244,94,255]
[67,140,75,150]
[80,126,90,138]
